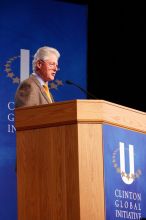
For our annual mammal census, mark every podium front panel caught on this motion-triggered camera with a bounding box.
[103,124,146,220]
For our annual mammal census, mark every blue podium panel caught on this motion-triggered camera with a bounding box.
[103,124,146,220]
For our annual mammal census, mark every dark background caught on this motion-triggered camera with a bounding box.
[59,0,146,112]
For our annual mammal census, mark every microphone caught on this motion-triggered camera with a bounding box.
[65,80,97,99]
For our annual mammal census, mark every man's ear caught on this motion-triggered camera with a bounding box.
[36,60,42,69]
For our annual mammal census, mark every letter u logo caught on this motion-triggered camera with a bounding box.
[20,49,30,82]
[119,142,134,184]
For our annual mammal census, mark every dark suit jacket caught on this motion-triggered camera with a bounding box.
[15,74,54,108]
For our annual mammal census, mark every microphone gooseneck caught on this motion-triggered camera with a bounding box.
[65,80,97,99]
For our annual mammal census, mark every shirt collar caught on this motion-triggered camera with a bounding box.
[32,72,46,86]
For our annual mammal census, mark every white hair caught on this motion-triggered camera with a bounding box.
[32,46,60,72]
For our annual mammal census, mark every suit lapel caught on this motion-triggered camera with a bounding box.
[29,74,53,103]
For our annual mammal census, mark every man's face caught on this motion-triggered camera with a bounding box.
[36,54,59,82]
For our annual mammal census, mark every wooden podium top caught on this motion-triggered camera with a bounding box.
[15,99,146,133]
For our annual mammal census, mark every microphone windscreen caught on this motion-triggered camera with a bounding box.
[65,80,73,85]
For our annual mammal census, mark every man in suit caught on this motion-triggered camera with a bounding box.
[15,46,60,108]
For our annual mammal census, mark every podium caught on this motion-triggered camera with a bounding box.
[15,100,146,220]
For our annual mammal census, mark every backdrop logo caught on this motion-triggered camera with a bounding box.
[4,55,20,84]
[4,49,64,90]
[112,142,142,184]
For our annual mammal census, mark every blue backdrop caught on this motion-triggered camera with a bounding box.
[0,1,87,219]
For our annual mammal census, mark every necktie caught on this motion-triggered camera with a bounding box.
[43,84,53,103]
